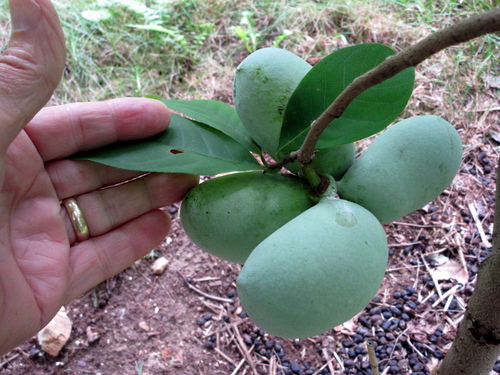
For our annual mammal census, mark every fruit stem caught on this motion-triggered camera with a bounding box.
[313,174,338,199]
[301,163,321,188]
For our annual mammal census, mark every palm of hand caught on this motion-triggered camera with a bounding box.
[0,130,69,349]
[0,0,198,356]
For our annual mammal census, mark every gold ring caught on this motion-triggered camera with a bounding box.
[62,197,90,243]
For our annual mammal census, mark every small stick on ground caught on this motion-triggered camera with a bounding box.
[421,254,444,299]
[179,272,234,303]
[313,353,338,375]
[228,323,259,375]
[432,284,461,308]
[214,347,238,367]
[322,347,337,375]
[0,353,20,369]
[468,202,492,248]
[230,358,246,375]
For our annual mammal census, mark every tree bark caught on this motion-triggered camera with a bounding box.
[437,166,500,375]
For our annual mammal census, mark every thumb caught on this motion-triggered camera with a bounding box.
[0,0,66,152]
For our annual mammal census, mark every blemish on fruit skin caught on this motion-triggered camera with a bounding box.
[335,211,358,227]
[251,67,270,84]
[438,163,447,173]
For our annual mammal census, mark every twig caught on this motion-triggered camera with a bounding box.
[457,247,469,283]
[178,272,234,303]
[295,8,500,165]
[405,338,426,358]
[312,349,340,375]
[468,202,492,248]
[443,293,456,313]
[230,358,247,375]
[432,284,461,308]
[321,347,337,375]
[392,222,440,228]
[388,241,421,247]
[267,153,296,170]
[268,355,277,375]
[0,353,20,368]
[214,347,238,367]
[420,254,444,300]
[192,276,221,283]
[230,323,259,375]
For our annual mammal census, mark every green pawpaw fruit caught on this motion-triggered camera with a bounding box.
[233,47,312,156]
[237,197,388,339]
[180,171,314,264]
[337,115,462,224]
[283,142,356,180]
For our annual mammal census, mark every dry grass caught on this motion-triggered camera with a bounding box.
[0,1,497,129]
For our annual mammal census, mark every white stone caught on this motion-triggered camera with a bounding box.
[139,321,150,331]
[152,257,169,275]
[37,307,72,357]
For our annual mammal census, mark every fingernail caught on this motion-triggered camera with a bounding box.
[9,0,41,32]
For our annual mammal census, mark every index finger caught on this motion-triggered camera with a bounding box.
[25,97,170,161]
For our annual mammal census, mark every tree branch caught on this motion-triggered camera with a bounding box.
[296,7,500,165]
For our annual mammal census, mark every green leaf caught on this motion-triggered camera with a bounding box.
[74,114,264,175]
[149,97,261,154]
[279,43,415,152]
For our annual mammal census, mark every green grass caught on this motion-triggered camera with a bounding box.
[0,0,497,135]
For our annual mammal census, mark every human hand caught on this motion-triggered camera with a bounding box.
[0,0,198,355]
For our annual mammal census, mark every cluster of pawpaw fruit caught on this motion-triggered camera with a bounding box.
[180,48,463,339]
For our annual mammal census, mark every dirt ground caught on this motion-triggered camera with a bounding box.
[1,118,499,375]
[1,48,500,375]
